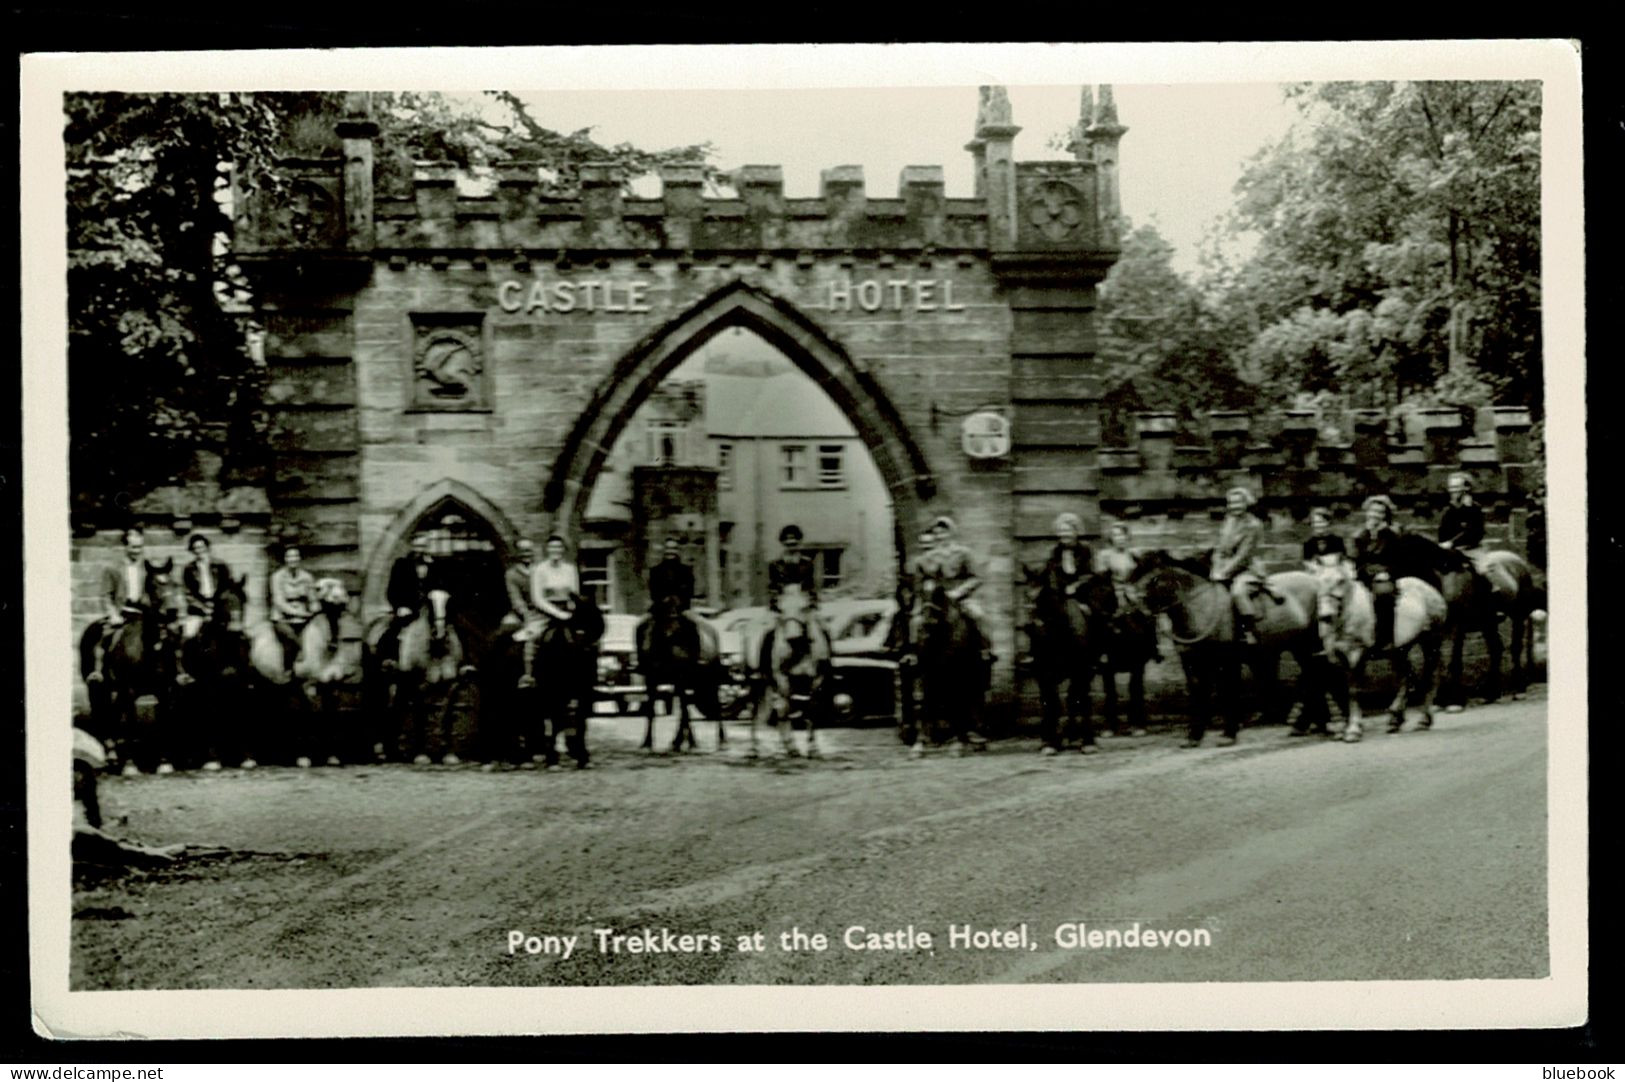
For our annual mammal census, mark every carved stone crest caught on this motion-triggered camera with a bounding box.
[1027,181,1084,242]
[410,316,487,410]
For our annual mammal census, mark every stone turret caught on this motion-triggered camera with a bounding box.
[1084,85,1128,245]
[972,86,1022,250]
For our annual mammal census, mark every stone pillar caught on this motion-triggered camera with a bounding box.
[975,86,1021,250]
[336,92,378,253]
[660,164,705,252]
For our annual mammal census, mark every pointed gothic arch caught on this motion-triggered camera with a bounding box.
[362,477,521,621]
[544,280,936,562]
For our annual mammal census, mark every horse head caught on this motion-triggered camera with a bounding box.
[426,588,450,642]
[1313,560,1355,626]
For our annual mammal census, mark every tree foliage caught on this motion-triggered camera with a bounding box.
[65,91,719,511]
[1218,81,1542,412]
[1094,220,1258,441]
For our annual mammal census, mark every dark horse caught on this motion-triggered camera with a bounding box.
[78,559,179,774]
[1433,544,1541,709]
[1096,589,1159,739]
[910,583,990,757]
[1021,566,1116,754]
[172,572,252,770]
[636,604,724,753]
[1130,551,1324,747]
[510,596,605,769]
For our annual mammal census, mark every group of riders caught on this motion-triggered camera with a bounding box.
[81,468,1511,760]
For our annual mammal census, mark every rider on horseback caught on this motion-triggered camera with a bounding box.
[377,535,445,673]
[649,536,708,635]
[87,526,158,685]
[1302,506,1348,570]
[175,532,237,684]
[1438,472,1489,573]
[767,525,828,650]
[516,536,579,688]
[1353,494,1403,649]
[269,544,319,676]
[916,516,995,665]
[1042,512,1096,605]
[1098,521,1162,662]
[1211,487,1268,646]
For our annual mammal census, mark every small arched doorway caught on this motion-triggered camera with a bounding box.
[363,479,519,637]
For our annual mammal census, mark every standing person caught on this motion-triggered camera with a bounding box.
[87,526,153,685]
[1098,521,1147,625]
[504,538,540,689]
[176,532,236,682]
[1352,494,1403,649]
[1438,472,1488,572]
[269,545,318,675]
[917,516,995,664]
[1302,507,1348,570]
[378,535,443,671]
[1211,487,1267,646]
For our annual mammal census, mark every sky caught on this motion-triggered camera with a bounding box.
[506,84,1299,274]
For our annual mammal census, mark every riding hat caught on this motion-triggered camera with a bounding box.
[1447,471,1474,491]
[1225,486,1256,507]
[779,524,803,543]
[184,531,211,550]
[1362,494,1397,520]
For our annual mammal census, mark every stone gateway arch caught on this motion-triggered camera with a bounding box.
[232,86,1129,709]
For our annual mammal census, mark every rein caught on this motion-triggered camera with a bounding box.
[1143,571,1227,646]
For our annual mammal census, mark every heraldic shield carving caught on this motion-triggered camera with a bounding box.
[409,314,488,410]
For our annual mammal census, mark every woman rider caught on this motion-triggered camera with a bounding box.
[1351,494,1402,649]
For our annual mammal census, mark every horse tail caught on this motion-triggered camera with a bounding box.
[248,625,292,685]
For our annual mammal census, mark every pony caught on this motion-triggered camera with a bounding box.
[1129,551,1325,747]
[78,558,179,775]
[749,583,831,759]
[365,587,474,766]
[247,577,365,767]
[1434,546,1542,710]
[521,596,604,769]
[1313,560,1448,742]
[1021,565,1115,754]
[910,581,990,757]
[635,601,724,753]
[171,571,251,771]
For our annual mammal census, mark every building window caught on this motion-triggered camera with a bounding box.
[649,420,683,465]
[818,444,845,488]
[780,444,807,488]
[718,442,733,490]
[579,549,612,611]
[805,546,843,591]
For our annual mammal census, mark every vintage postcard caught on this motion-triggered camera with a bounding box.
[22,41,1586,1038]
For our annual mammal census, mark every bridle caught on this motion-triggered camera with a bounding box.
[1137,568,1226,645]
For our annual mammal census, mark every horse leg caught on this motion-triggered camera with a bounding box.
[1073,662,1098,754]
[1482,613,1504,705]
[1219,649,1243,743]
[1127,663,1148,736]
[1416,634,1440,730]
[1181,656,1207,747]
[1038,672,1063,752]
[1101,661,1122,737]
[1341,652,1368,742]
[640,683,656,751]
[1507,611,1526,699]
[1388,645,1411,733]
[1441,620,1465,711]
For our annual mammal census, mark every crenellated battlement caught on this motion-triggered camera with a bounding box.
[1099,406,1538,520]
[235,86,1127,263]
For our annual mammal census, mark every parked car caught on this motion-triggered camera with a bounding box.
[594,613,646,713]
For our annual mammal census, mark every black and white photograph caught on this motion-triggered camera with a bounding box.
[22,42,1586,1037]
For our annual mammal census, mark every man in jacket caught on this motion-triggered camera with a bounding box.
[378,534,443,671]
[87,526,157,685]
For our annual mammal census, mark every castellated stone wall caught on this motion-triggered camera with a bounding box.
[1087,405,1541,571]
